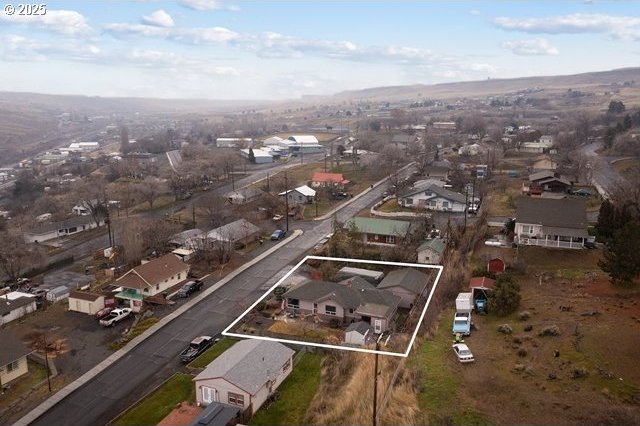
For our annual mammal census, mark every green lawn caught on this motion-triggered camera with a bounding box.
[188,338,237,369]
[110,317,160,350]
[412,311,489,425]
[250,353,323,426]
[113,373,195,426]
[0,360,48,410]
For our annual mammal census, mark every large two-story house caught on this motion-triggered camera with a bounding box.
[514,197,589,249]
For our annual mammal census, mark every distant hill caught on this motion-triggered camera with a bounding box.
[327,67,640,102]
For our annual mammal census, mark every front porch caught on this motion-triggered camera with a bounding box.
[515,235,585,249]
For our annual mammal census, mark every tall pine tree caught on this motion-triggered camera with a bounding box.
[599,219,640,286]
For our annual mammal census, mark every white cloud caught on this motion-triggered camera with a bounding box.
[141,10,175,28]
[469,10,481,16]
[493,13,640,40]
[0,9,92,36]
[501,38,559,56]
[105,23,239,43]
[180,0,222,10]
[1,34,101,61]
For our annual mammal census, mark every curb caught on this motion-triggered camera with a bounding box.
[14,229,303,426]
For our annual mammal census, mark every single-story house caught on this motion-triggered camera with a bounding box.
[71,200,94,216]
[204,219,261,248]
[378,268,430,309]
[194,339,295,415]
[278,185,316,205]
[284,279,401,333]
[169,229,204,250]
[310,172,349,188]
[172,248,195,262]
[226,187,263,205]
[215,138,252,148]
[344,321,373,346]
[115,253,189,311]
[68,290,105,315]
[0,330,32,386]
[343,217,411,246]
[46,285,70,303]
[514,197,589,249]
[487,257,506,274]
[523,170,572,195]
[240,148,273,164]
[0,293,37,326]
[399,184,466,212]
[417,238,446,264]
[518,136,554,153]
[24,215,105,243]
[422,165,450,181]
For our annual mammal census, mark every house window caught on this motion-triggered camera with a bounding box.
[442,201,449,208]
[7,360,19,372]
[171,276,174,280]
[283,358,291,373]
[228,392,245,407]
[156,284,160,290]
[429,200,437,207]
[521,225,533,234]
[385,236,396,244]
[144,288,149,293]
[288,298,299,309]
[405,198,413,205]
[349,308,354,314]
[325,305,337,316]
[178,273,181,280]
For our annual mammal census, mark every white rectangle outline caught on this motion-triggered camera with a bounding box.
[222,255,443,358]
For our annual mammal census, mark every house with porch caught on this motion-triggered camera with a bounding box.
[194,339,294,415]
[115,253,190,312]
[343,217,411,246]
[0,330,32,386]
[278,185,316,205]
[514,197,589,249]
[399,184,466,212]
[283,279,401,334]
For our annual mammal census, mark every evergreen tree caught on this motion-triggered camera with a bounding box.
[488,273,521,316]
[248,148,256,163]
[596,199,616,241]
[599,219,640,286]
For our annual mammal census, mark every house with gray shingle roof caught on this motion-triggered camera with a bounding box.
[378,268,431,309]
[514,197,588,249]
[0,330,32,386]
[399,184,466,212]
[343,217,411,246]
[417,238,447,265]
[283,279,401,333]
[193,339,294,415]
[345,321,373,346]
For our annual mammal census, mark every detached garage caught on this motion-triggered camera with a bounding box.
[68,290,105,315]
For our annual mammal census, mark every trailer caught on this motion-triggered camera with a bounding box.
[453,292,473,336]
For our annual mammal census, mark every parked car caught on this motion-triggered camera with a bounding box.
[572,189,591,197]
[272,214,284,221]
[584,240,597,249]
[176,280,203,298]
[180,335,213,363]
[99,308,132,327]
[452,343,475,363]
[95,306,114,320]
[452,311,472,336]
[271,229,287,240]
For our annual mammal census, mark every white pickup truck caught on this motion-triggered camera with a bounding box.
[99,308,132,327]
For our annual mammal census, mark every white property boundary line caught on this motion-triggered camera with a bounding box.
[223,255,443,358]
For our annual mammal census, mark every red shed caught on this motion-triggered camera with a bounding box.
[487,257,506,274]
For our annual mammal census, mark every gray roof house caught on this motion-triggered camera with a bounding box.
[0,330,32,386]
[399,184,467,212]
[378,268,431,309]
[514,197,589,249]
[24,215,105,243]
[226,187,263,204]
[0,295,37,326]
[169,229,204,249]
[283,280,401,333]
[194,339,294,415]
[188,402,242,426]
[205,219,260,246]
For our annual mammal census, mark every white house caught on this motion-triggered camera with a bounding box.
[24,215,105,243]
[399,184,467,212]
[68,290,105,315]
[225,187,263,204]
[0,293,37,326]
[278,185,316,205]
[240,148,273,164]
[0,330,32,386]
[194,339,295,415]
[518,135,554,153]
[115,253,190,312]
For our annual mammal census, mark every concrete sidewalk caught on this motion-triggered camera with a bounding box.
[14,229,303,426]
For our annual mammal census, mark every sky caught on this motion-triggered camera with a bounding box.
[0,1,639,100]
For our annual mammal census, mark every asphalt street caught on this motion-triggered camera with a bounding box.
[578,142,626,198]
[28,177,389,426]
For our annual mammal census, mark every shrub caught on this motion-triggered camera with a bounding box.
[488,273,521,316]
[538,325,561,337]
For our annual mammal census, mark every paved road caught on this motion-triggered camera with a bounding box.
[578,143,626,199]
[29,180,389,426]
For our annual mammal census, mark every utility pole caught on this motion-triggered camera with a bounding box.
[192,203,196,227]
[464,184,469,229]
[43,334,52,392]
[324,152,328,172]
[231,164,235,191]
[284,172,289,232]
[266,172,270,192]
[103,190,113,248]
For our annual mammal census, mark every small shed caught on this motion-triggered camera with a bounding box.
[68,290,105,315]
[417,238,446,264]
[487,257,506,274]
[345,321,372,345]
[46,286,70,303]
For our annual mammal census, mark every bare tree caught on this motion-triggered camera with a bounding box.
[0,231,45,281]
[141,219,182,256]
[135,177,167,210]
[74,178,109,227]
[113,218,147,265]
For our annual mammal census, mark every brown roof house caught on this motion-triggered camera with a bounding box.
[514,197,589,249]
[115,253,190,312]
[378,268,430,309]
[194,339,294,415]
[311,172,349,188]
[522,170,572,195]
[283,279,401,334]
[68,290,105,316]
[0,330,32,386]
